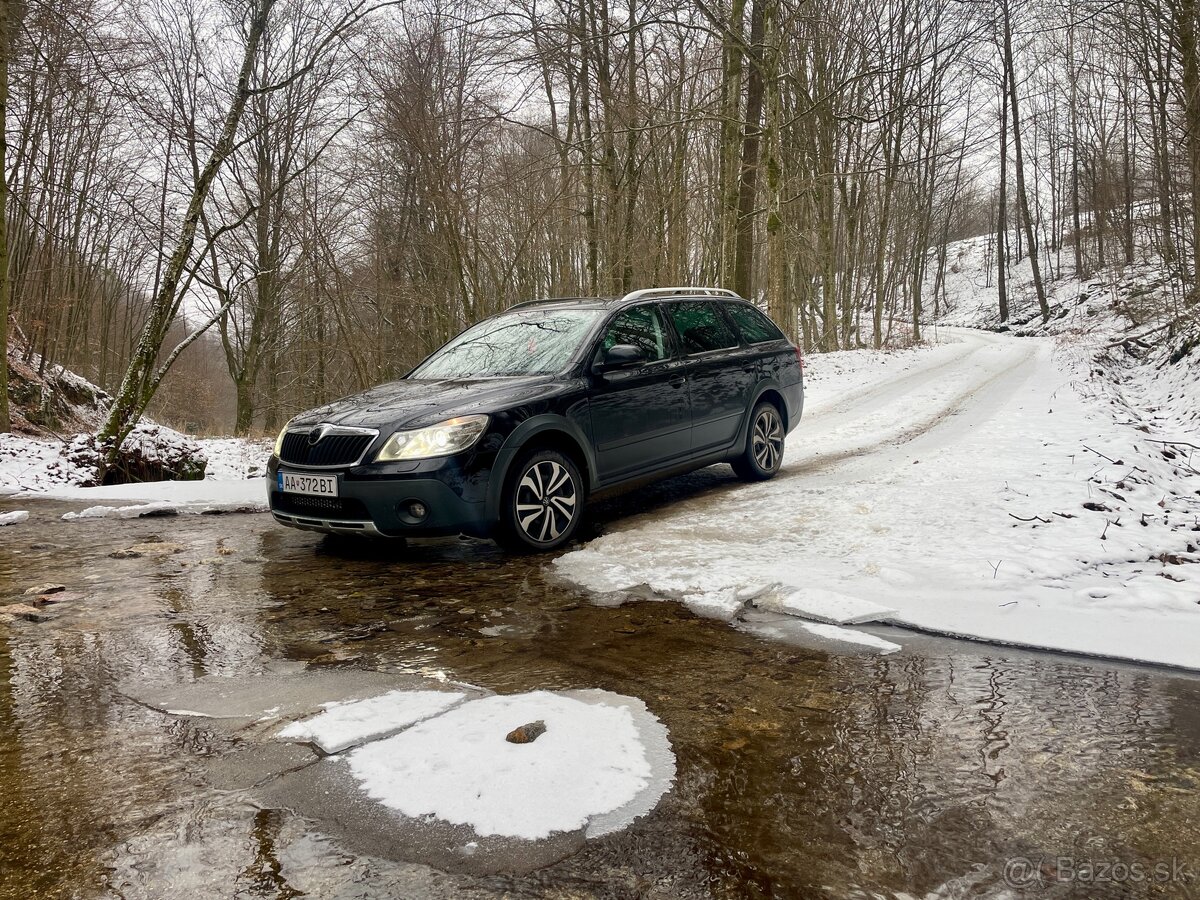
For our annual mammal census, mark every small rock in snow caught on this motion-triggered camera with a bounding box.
[505,720,547,744]
[24,583,66,596]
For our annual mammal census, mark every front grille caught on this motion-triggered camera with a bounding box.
[279,430,374,468]
[270,493,371,519]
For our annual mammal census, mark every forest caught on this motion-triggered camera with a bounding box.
[0,0,1196,439]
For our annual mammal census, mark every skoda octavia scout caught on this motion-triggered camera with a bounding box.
[268,287,804,552]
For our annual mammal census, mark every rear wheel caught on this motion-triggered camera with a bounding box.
[495,449,583,552]
[732,401,785,481]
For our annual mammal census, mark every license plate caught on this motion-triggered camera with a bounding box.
[277,471,338,497]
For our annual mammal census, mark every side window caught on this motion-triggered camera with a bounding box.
[599,305,669,362]
[668,301,738,354]
[725,303,785,344]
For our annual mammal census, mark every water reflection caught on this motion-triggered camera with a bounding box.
[0,506,1198,898]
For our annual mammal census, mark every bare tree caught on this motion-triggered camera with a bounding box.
[0,0,12,433]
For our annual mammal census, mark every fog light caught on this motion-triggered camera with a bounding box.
[409,501,428,519]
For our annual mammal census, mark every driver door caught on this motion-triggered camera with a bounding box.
[587,303,691,484]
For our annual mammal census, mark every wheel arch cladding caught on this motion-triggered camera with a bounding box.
[754,387,788,430]
[486,417,595,524]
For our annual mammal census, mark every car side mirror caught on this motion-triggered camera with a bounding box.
[597,344,648,372]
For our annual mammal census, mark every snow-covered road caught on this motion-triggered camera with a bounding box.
[555,328,1200,670]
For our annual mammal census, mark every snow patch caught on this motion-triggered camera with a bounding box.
[738,616,902,654]
[196,438,272,480]
[62,502,180,521]
[278,690,466,754]
[758,587,897,625]
[0,510,29,526]
[348,690,672,840]
[52,479,267,515]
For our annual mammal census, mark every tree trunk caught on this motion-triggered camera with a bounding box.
[1177,0,1200,300]
[1002,0,1050,322]
[234,375,255,435]
[734,0,767,300]
[0,0,10,433]
[998,78,1010,323]
[717,0,747,288]
[762,0,787,336]
[1068,17,1085,278]
[578,17,599,296]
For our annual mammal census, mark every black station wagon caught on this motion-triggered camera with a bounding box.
[267,287,804,551]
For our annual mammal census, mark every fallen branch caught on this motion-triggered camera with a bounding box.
[1009,513,1051,523]
[1146,438,1200,451]
[1082,445,1121,465]
[1101,317,1186,349]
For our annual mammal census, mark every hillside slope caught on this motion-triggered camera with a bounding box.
[5,341,112,437]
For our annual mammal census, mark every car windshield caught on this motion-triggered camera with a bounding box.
[409,308,605,379]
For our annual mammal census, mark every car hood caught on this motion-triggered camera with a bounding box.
[289,375,566,431]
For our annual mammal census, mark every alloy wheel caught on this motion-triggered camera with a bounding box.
[752,407,783,471]
[515,459,578,544]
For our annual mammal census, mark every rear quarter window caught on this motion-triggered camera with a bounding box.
[725,303,786,344]
[668,301,739,354]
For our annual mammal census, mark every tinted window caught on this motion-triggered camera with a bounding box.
[598,305,669,362]
[410,308,604,378]
[726,303,785,343]
[668,302,738,354]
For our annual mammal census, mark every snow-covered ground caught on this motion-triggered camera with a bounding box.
[554,326,1200,670]
[0,430,271,513]
[2,339,272,509]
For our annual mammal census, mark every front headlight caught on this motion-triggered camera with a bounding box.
[375,414,489,462]
[273,420,294,457]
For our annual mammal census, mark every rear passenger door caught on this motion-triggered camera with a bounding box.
[587,303,691,482]
[665,300,758,455]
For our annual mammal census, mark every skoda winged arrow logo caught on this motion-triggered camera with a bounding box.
[308,424,333,445]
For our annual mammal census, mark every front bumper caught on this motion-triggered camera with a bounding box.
[266,456,493,538]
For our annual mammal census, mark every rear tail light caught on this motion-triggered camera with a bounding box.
[793,344,805,370]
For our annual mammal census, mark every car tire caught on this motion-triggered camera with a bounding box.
[495,449,584,553]
[732,400,785,481]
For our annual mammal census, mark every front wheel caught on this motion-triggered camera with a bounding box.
[495,450,584,552]
[732,401,785,482]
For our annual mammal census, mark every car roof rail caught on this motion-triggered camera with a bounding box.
[506,296,595,310]
[619,286,743,303]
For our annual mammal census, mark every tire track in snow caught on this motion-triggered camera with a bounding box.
[781,329,1040,483]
